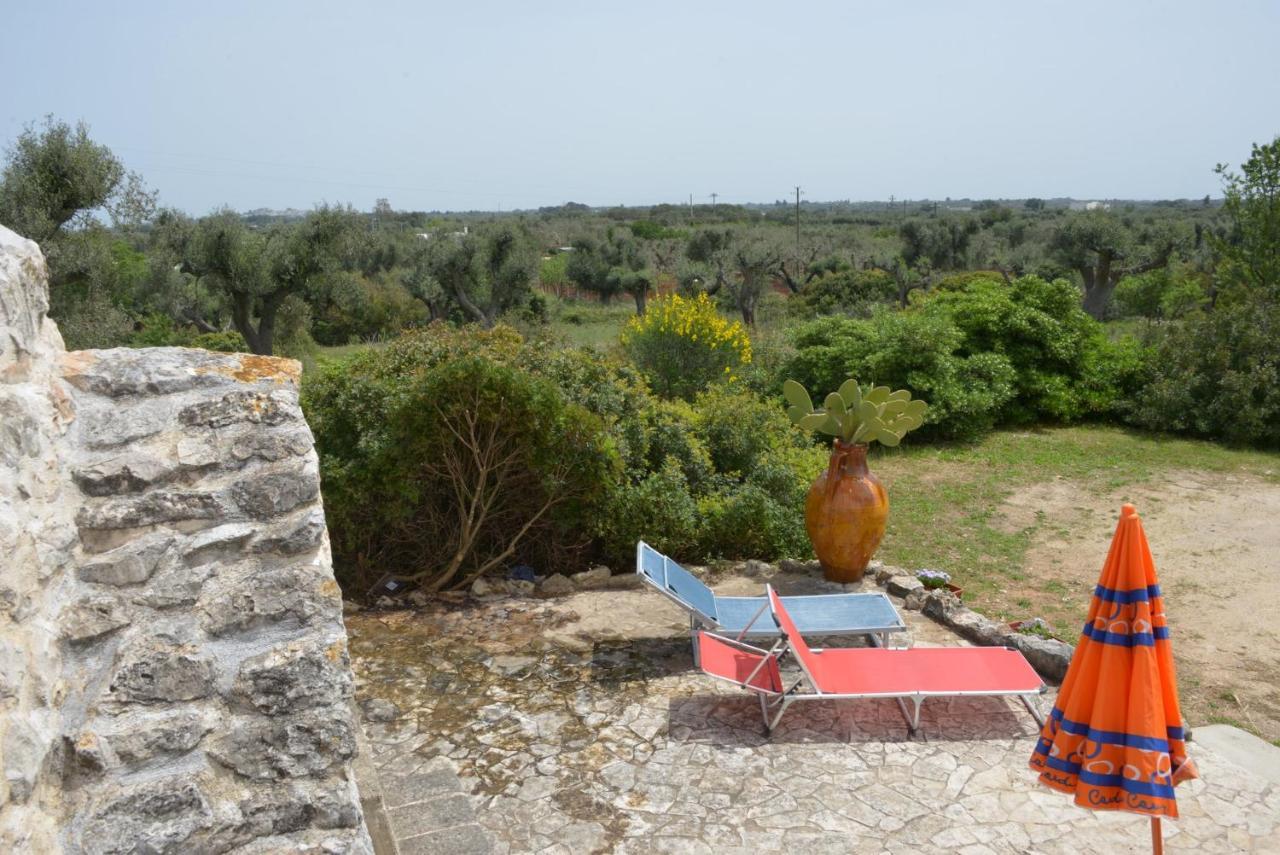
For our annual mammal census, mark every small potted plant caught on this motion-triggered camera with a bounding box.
[917,569,962,599]
[784,378,927,583]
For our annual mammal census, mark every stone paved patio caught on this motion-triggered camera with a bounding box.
[347,573,1280,854]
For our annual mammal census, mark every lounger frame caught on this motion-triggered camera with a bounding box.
[698,631,1047,735]
[635,541,906,657]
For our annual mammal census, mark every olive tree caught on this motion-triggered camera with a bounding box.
[423,224,537,327]
[1050,211,1183,319]
[168,206,357,354]
[566,229,651,314]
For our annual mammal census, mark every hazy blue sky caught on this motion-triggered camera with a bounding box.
[4,0,1278,213]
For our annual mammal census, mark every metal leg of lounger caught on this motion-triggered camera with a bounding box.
[690,615,700,666]
[895,696,923,734]
[1020,694,1045,728]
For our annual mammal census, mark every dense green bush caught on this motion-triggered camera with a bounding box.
[926,276,1116,423]
[305,323,826,591]
[1124,297,1280,446]
[304,340,619,593]
[793,268,897,317]
[784,276,1141,438]
[129,313,248,352]
[191,330,249,352]
[786,310,1017,440]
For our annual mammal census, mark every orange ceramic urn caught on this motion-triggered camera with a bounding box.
[804,440,888,583]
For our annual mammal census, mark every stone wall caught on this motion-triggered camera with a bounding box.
[0,226,373,853]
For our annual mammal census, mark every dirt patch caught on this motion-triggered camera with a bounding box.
[993,470,1280,743]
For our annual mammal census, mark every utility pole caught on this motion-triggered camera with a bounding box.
[710,192,718,207]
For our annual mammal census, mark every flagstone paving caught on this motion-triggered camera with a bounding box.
[347,574,1280,854]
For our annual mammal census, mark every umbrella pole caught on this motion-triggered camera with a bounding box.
[1150,817,1163,855]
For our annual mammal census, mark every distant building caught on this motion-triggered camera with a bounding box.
[416,225,469,240]
[1068,200,1112,212]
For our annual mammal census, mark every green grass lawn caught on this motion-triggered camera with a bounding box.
[872,425,1280,624]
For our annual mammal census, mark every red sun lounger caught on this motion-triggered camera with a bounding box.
[697,584,1046,735]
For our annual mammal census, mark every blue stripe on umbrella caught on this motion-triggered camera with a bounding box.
[1092,584,1162,604]
[1049,708,1184,745]
[1080,624,1170,647]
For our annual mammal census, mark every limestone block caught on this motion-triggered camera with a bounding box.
[108,639,216,704]
[208,710,357,780]
[72,452,179,496]
[77,490,224,532]
[94,710,213,766]
[78,534,174,586]
[200,565,340,637]
[76,778,213,855]
[228,468,320,519]
[177,389,298,429]
[251,508,327,556]
[233,639,353,716]
[60,596,131,644]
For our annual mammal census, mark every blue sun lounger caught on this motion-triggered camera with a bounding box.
[636,541,906,660]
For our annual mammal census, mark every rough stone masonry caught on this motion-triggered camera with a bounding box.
[0,225,373,853]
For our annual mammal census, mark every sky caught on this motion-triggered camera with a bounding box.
[3,0,1278,214]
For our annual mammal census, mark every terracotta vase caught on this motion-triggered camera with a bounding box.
[804,440,888,583]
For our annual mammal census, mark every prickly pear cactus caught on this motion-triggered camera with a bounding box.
[783,378,926,447]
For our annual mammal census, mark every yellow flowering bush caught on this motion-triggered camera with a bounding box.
[620,293,752,399]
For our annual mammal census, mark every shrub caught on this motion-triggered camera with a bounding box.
[925,276,1106,423]
[191,330,248,352]
[793,268,897,317]
[786,310,1017,440]
[1124,297,1280,446]
[304,350,620,594]
[620,292,751,399]
[598,460,704,561]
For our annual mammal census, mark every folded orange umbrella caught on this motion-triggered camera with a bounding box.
[1029,503,1197,853]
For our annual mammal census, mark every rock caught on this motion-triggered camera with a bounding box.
[252,509,327,556]
[98,710,213,766]
[207,711,357,780]
[570,566,611,589]
[779,558,821,574]
[1008,632,1075,683]
[234,639,352,715]
[374,596,395,609]
[508,579,535,597]
[875,564,913,585]
[470,577,494,597]
[740,560,775,578]
[228,469,320,519]
[903,587,928,610]
[602,573,643,590]
[539,574,574,596]
[184,522,256,565]
[73,453,177,496]
[61,346,252,399]
[886,575,924,598]
[360,698,401,723]
[76,490,224,531]
[61,596,131,644]
[231,429,313,464]
[109,639,215,704]
[178,390,296,429]
[78,535,174,586]
[341,601,363,615]
[921,589,964,622]
[200,566,339,637]
[76,778,213,855]
[130,561,214,610]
